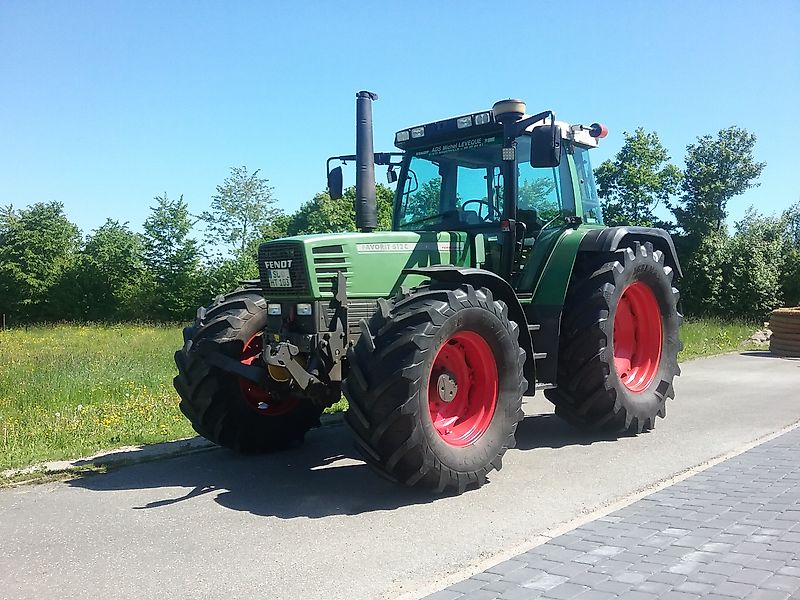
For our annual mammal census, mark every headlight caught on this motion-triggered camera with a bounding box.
[268,303,282,316]
[395,130,410,142]
[296,303,312,316]
[457,116,473,129]
[411,126,425,138]
[474,112,491,125]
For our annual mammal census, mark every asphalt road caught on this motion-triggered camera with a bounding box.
[1,352,798,600]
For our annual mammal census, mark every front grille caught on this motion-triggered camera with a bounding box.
[312,244,350,298]
[258,241,309,295]
[326,298,380,339]
[348,299,379,338]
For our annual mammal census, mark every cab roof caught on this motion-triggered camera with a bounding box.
[394,109,599,151]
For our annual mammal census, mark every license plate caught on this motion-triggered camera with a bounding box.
[267,268,292,288]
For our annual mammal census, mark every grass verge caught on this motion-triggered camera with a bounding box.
[1,319,767,472]
[678,318,767,361]
[0,324,193,472]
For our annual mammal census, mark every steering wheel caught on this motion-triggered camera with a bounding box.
[461,199,498,222]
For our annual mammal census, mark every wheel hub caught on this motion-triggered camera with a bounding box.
[428,332,498,447]
[437,372,458,402]
[613,282,663,393]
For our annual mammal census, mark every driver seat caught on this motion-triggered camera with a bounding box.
[517,208,542,247]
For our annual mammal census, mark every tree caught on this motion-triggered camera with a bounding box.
[594,128,681,227]
[63,220,147,320]
[680,204,797,319]
[141,194,201,321]
[779,201,800,307]
[258,213,292,243]
[201,166,281,260]
[0,202,81,322]
[287,184,394,235]
[399,179,441,225]
[679,231,729,316]
[196,255,259,305]
[718,208,784,319]
[0,204,13,224]
[518,177,559,221]
[671,126,765,239]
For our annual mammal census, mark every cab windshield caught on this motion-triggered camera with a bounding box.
[396,135,503,230]
[395,134,571,231]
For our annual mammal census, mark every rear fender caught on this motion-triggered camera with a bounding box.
[578,226,683,278]
[403,266,536,387]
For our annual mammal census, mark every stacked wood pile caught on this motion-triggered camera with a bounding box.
[769,307,800,357]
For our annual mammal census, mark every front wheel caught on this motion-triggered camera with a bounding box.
[343,283,526,493]
[174,289,323,452]
[545,242,682,433]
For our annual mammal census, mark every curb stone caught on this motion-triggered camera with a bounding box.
[2,410,346,484]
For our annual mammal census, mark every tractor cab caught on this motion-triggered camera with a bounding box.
[391,101,607,287]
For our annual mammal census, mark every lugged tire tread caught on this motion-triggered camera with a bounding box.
[545,242,682,434]
[173,286,322,452]
[343,282,526,493]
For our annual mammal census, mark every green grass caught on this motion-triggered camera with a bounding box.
[0,324,193,471]
[678,318,767,361]
[0,318,767,472]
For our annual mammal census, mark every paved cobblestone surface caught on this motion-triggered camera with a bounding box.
[423,427,800,600]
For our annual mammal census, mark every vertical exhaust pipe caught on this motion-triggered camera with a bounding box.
[355,90,378,232]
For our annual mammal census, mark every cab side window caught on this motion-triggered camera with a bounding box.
[514,135,574,230]
[573,146,604,225]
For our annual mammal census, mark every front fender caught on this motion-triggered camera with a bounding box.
[403,265,536,387]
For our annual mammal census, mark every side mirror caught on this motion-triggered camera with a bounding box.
[327,166,343,200]
[530,125,562,168]
[387,166,398,184]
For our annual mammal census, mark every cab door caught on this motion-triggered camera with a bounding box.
[511,138,576,294]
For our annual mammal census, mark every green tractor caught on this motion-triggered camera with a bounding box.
[174,91,682,493]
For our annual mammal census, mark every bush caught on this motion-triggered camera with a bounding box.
[781,203,800,306]
[196,255,259,304]
[782,247,800,307]
[680,232,728,316]
[678,203,800,320]
[718,211,784,320]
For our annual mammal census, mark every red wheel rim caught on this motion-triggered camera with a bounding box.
[238,334,299,416]
[428,331,498,447]
[613,282,663,392]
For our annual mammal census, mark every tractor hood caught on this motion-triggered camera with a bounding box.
[258,230,472,300]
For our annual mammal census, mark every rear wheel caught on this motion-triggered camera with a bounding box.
[174,288,322,452]
[343,283,526,493]
[545,242,682,433]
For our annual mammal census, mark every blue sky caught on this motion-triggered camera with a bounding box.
[1,1,798,235]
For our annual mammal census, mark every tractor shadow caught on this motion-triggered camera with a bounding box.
[513,412,628,451]
[67,413,622,519]
[68,421,441,519]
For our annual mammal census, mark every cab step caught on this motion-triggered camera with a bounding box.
[534,382,557,391]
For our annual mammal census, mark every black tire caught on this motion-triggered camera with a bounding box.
[342,283,526,493]
[174,288,322,452]
[545,242,682,433]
